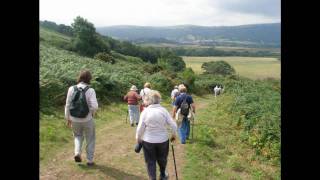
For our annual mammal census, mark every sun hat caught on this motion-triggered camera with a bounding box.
[130,85,138,91]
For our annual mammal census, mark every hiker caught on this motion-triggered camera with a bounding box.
[172,84,196,144]
[214,85,223,97]
[136,90,177,180]
[170,85,180,106]
[65,70,98,166]
[124,85,142,127]
[139,82,152,112]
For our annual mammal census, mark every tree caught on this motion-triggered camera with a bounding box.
[201,61,235,75]
[40,20,59,31]
[158,55,186,72]
[57,24,74,36]
[71,16,110,57]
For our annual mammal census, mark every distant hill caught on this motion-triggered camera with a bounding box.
[97,23,280,47]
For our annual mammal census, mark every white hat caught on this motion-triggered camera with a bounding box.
[130,85,138,91]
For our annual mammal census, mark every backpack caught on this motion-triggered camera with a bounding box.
[69,85,90,118]
[180,95,190,116]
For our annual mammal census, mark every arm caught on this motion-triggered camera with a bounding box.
[172,97,179,118]
[136,111,146,143]
[123,94,128,102]
[135,92,142,101]
[172,106,177,119]
[189,96,195,113]
[87,89,98,117]
[64,87,73,121]
[191,103,196,114]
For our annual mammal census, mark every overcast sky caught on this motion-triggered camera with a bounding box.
[40,0,280,27]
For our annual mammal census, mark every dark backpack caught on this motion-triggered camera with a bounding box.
[180,95,190,116]
[69,85,90,118]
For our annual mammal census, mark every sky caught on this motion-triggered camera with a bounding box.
[40,0,280,27]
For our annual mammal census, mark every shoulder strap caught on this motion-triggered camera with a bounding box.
[83,86,90,92]
[73,85,78,91]
[183,94,188,101]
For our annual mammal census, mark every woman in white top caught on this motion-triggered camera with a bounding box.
[139,82,152,112]
[136,90,177,180]
[65,70,98,166]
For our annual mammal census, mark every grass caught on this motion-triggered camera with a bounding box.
[183,95,280,180]
[183,56,280,80]
[215,46,280,53]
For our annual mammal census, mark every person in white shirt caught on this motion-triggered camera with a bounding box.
[139,82,152,112]
[136,90,177,180]
[140,82,152,100]
[65,70,98,166]
[170,85,180,106]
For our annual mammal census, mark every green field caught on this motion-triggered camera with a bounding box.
[215,46,280,53]
[183,56,281,80]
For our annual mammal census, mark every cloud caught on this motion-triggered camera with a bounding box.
[39,0,280,26]
[211,0,280,18]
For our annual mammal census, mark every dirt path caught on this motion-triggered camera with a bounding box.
[40,98,210,180]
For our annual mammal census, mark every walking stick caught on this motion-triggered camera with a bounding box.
[125,110,128,124]
[191,118,194,140]
[171,142,178,180]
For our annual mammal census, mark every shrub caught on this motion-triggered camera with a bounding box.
[94,52,115,64]
[143,63,163,74]
[147,72,173,95]
[201,61,235,76]
[158,56,186,72]
[177,68,196,92]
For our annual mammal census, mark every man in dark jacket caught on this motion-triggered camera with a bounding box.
[172,84,195,144]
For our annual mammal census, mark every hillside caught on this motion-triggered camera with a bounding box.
[39,26,187,108]
[96,23,280,47]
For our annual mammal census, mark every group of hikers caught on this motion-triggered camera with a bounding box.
[65,70,196,180]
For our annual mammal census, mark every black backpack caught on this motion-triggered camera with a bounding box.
[180,95,190,116]
[69,85,90,118]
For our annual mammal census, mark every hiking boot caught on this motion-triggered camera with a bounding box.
[160,172,169,180]
[87,162,95,166]
[74,155,82,162]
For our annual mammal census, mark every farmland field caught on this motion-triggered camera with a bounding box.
[183,56,281,80]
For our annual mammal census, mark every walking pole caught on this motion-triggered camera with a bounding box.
[171,142,178,180]
[191,118,194,140]
[125,109,128,124]
[192,112,195,140]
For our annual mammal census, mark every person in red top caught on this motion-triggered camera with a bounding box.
[124,85,142,127]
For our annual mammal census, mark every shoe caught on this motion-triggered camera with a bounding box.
[74,155,82,162]
[87,162,95,166]
[160,172,169,180]
[136,122,138,126]
[131,123,134,127]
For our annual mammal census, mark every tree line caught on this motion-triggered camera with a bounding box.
[167,47,278,57]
